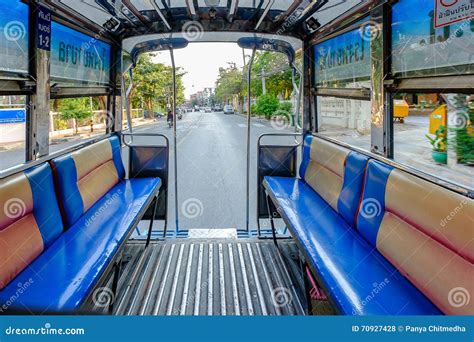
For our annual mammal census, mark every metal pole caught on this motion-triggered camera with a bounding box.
[122,68,134,133]
[170,48,179,235]
[292,63,303,133]
[89,97,94,133]
[245,47,256,233]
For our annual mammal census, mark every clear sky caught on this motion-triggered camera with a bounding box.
[152,43,247,99]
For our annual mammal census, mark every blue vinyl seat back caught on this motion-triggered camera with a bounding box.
[299,135,368,227]
[51,136,126,227]
[357,160,474,315]
[0,163,63,289]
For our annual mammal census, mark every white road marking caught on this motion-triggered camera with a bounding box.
[238,123,265,128]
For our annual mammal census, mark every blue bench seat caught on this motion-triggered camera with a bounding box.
[265,135,473,315]
[264,176,440,315]
[0,136,162,312]
[0,177,160,311]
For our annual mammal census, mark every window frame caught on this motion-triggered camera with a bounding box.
[307,0,473,194]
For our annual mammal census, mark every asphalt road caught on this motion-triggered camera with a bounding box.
[130,110,297,231]
[0,110,297,231]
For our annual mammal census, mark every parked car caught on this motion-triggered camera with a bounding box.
[144,110,163,119]
[204,107,212,113]
[213,105,223,112]
[223,105,234,114]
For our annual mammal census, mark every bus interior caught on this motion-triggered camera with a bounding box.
[0,0,473,318]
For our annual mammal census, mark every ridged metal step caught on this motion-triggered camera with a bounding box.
[88,239,306,316]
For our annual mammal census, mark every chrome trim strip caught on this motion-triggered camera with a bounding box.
[256,243,281,315]
[255,0,275,30]
[228,243,241,315]
[140,244,167,315]
[153,243,176,315]
[193,243,204,315]
[246,243,268,315]
[207,243,214,316]
[150,0,172,30]
[167,243,185,315]
[218,243,226,315]
[180,243,195,315]
[237,243,254,315]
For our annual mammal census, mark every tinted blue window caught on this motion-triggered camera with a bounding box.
[51,21,111,84]
[0,0,29,73]
[314,21,371,88]
[392,0,474,76]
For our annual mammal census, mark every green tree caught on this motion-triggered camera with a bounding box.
[215,63,244,105]
[249,51,294,99]
[450,94,474,164]
[254,94,279,119]
[58,97,92,134]
[130,53,186,113]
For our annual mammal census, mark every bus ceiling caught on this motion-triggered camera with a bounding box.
[43,0,372,41]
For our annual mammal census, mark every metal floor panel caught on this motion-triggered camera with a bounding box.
[88,239,306,316]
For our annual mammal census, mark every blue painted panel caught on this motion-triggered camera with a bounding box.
[51,154,84,228]
[25,163,64,248]
[299,135,312,180]
[0,109,26,123]
[109,136,125,180]
[338,151,369,227]
[356,160,392,247]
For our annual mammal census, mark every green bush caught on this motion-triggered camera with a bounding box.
[250,104,258,116]
[273,109,291,121]
[279,101,293,113]
[53,117,68,130]
[254,94,279,119]
[58,98,92,134]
